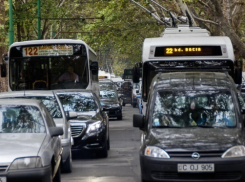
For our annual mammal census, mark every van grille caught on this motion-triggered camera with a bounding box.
[168,151,223,158]
[70,123,86,138]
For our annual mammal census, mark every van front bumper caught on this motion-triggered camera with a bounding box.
[140,154,245,182]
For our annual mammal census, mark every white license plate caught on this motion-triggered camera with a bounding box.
[178,163,214,172]
[0,176,7,182]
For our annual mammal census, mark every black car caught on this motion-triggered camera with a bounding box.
[121,81,133,106]
[56,90,110,158]
[134,72,245,182]
[99,89,122,120]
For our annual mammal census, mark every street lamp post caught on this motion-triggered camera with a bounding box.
[8,0,14,45]
[37,0,41,39]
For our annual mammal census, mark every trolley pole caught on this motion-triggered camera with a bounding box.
[8,0,14,45]
[37,0,41,39]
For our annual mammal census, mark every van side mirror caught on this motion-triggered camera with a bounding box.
[90,62,98,75]
[1,64,6,77]
[133,114,144,129]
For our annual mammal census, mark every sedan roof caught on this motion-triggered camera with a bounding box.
[0,98,42,107]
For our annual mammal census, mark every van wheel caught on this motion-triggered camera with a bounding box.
[62,150,72,173]
[117,115,122,120]
[122,102,125,106]
[133,103,137,108]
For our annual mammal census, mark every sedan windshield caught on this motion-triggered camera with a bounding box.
[58,93,98,112]
[0,106,46,133]
[152,90,236,128]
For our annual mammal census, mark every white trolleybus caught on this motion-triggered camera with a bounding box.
[133,25,242,115]
[2,39,99,94]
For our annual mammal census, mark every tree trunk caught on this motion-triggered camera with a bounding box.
[0,0,8,92]
[212,0,245,59]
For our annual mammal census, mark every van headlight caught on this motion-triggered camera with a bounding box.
[222,146,245,158]
[144,146,170,159]
[9,157,43,170]
[86,121,103,134]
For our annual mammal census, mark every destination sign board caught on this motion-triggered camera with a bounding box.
[154,46,222,57]
[22,45,73,57]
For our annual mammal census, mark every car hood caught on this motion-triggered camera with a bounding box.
[148,128,243,151]
[0,133,46,163]
[100,99,119,105]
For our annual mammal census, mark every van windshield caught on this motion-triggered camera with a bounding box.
[152,90,236,128]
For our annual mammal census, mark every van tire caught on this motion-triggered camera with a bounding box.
[122,102,125,106]
[133,103,137,108]
[117,115,122,120]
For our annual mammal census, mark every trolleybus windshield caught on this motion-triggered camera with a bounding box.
[9,44,89,90]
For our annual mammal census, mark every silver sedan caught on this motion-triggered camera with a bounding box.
[0,99,63,182]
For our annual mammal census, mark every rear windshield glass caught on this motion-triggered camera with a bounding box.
[152,90,236,128]
[4,96,62,119]
[0,105,46,133]
[58,93,98,112]
[99,90,117,99]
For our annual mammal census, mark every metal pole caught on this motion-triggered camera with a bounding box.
[37,0,41,39]
[8,0,14,45]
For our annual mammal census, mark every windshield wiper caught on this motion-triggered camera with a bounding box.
[196,125,214,128]
[152,126,182,128]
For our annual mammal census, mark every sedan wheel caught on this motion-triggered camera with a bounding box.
[62,149,72,173]
[53,164,61,182]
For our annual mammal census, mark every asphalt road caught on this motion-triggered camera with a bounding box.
[61,105,142,182]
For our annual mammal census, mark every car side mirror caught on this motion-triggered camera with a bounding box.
[49,127,63,137]
[133,114,144,129]
[90,61,98,75]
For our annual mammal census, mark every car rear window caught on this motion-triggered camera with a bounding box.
[0,105,46,133]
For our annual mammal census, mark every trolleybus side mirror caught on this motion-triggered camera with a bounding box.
[2,54,8,63]
[133,67,140,83]
[234,60,242,84]
[90,62,98,75]
[1,64,6,78]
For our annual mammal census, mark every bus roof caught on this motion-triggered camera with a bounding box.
[142,35,234,62]
[9,39,96,55]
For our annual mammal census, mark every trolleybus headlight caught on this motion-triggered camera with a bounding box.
[144,146,170,159]
[222,146,245,158]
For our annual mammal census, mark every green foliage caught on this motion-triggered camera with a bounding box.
[2,0,245,75]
